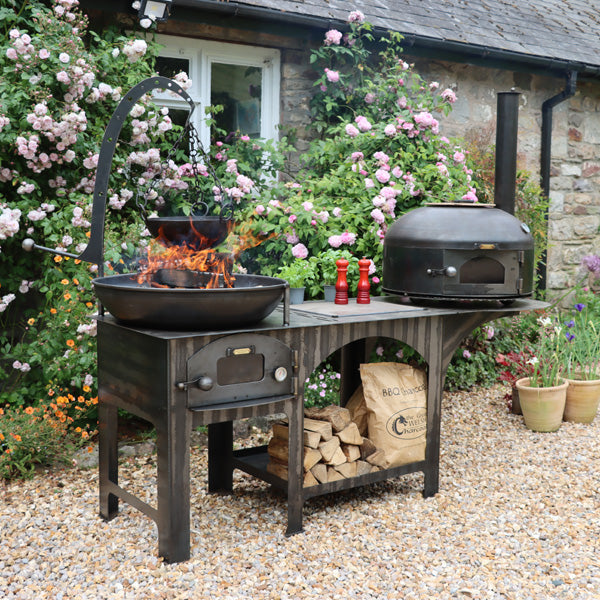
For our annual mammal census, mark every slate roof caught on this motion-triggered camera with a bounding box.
[178,0,600,76]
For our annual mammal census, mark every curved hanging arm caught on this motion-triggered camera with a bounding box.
[23,76,196,275]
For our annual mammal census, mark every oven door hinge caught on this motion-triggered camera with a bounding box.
[517,278,523,293]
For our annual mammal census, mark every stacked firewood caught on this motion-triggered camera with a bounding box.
[266,405,387,487]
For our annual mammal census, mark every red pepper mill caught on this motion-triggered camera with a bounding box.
[357,257,371,304]
[334,258,349,305]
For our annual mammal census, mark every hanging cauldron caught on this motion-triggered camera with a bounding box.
[382,201,534,303]
[22,76,288,330]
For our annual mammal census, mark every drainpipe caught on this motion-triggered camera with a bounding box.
[538,70,578,289]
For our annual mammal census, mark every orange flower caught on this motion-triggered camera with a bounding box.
[50,308,57,314]
[0,408,4,415]
[74,259,81,264]
[10,433,22,442]
[85,302,94,309]
[66,339,75,347]
[81,431,89,440]
[0,433,4,441]
[83,385,91,393]
[61,279,69,285]
[64,292,71,300]
[24,406,34,415]
[27,318,35,325]
[54,256,62,263]
[85,231,91,238]
[73,278,79,285]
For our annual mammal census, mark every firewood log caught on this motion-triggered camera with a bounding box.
[310,463,328,484]
[325,446,347,467]
[303,470,319,487]
[334,461,357,478]
[341,443,361,462]
[336,422,363,445]
[303,417,333,441]
[360,437,378,460]
[303,447,323,471]
[318,436,340,462]
[271,421,321,449]
[355,460,373,477]
[304,405,352,432]
[266,460,288,480]
[326,466,345,482]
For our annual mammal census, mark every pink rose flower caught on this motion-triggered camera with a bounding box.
[442,88,457,103]
[375,169,390,184]
[291,243,308,259]
[345,124,359,138]
[324,68,340,83]
[324,29,342,46]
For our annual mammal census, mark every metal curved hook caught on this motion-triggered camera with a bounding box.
[23,76,195,276]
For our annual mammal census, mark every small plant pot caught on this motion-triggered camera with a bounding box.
[324,285,336,302]
[564,378,600,423]
[515,377,568,432]
[289,287,305,305]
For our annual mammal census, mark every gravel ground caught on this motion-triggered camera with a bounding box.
[2,385,600,600]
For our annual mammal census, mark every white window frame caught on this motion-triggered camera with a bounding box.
[154,35,281,149]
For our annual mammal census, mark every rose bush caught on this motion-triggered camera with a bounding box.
[238,14,478,296]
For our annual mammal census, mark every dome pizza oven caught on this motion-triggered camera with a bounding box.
[382,202,534,303]
[383,90,534,305]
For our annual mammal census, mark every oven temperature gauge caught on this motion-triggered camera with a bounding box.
[273,366,288,382]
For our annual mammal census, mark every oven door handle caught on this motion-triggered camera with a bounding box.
[176,375,214,392]
[426,266,457,278]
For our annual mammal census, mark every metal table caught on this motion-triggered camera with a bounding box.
[98,296,544,563]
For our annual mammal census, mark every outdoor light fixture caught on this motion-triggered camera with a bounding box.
[135,0,173,27]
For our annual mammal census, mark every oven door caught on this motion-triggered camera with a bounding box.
[441,249,523,297]
[184,333,296,408]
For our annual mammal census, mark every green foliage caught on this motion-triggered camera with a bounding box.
[561,286,600,380]
[0,404,81,480]
[276,258,318,289]
[303,359,341,408]
[238,16,477,299]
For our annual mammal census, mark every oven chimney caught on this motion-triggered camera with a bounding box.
[494,90,520,214]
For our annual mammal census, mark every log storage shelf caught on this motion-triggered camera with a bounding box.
[98,296,546,563]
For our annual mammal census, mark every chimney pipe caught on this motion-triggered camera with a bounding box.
[494,90,520,214]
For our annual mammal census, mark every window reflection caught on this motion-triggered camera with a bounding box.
[211,63,262,139]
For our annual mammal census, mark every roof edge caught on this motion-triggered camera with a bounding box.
[172,0,600,80]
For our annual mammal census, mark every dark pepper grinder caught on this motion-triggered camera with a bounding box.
[334,258,349,305]
[357,258,371,304]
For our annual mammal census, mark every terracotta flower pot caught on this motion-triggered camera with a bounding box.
[515,377,568,432]
[564,378,600,423]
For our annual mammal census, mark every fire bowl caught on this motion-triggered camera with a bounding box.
[93,273,286,330]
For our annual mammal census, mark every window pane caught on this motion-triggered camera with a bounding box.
[155,56,190,79]
[211,63,262,138]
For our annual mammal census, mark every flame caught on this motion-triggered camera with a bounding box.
[137,217,274,289]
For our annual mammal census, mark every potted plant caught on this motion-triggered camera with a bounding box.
[561,292,600,423]
[277,259,317,304]
[320,249,358,301]
[515,313,568,432]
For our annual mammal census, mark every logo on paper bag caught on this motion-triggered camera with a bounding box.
[386,408,427,440]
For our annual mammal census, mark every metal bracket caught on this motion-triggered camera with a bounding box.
[23,76,195,277]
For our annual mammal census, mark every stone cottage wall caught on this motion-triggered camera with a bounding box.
[278,49,600,298]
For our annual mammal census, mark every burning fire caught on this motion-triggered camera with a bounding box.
[137,217,273,289]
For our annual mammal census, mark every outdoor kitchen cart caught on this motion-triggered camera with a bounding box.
[21,76,545,562]
[96,296,544,563]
